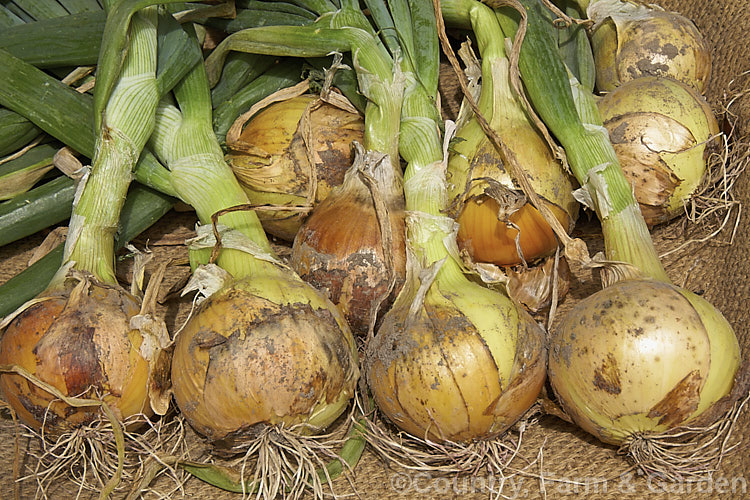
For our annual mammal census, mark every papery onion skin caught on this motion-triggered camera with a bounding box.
[171,271,359,450]
[366,280,547,443]
[548,279,740,445]
[0,281,153,434]
[226,94,365,241]
[588,1,711,93]
[598,76,719,226]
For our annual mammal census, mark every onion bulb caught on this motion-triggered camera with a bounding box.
[226,94,365,241]
[291,146,407,336]
[597,76,719,226]
[171,263,359,451]
[587,0,711,93]
[365,215,547,443]
[548,279,740,445]
[0,276,168,434]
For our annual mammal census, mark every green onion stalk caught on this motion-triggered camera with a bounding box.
[0,4,170,436]
[152,36,360,495]
[496,0,741,473]
[440,0,578,270]
[364,0,547,445]
[205,4,409,337]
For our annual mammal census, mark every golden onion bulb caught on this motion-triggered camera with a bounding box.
[587,0,711,93]
[291,148,407,336]
[448,113,578,267]
[171,267,359,450]
[548,279,740,445]
[226,94,365,241]
[597,76,719,226]
[0,279,160,434]
[366,257,547,443]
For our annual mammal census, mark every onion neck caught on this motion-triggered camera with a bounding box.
[404,149,468,289]
[64,7,159,286]
[152,60,277,280]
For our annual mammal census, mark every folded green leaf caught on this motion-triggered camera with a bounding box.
[0,143,58,200]
[0,175,75,247]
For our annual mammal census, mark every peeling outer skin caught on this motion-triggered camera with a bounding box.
[0,278,154,434]
[604,112,686,225]
[573,162,614,220]
[447,122,579,229]
[506,254,572,313]
[588,0,711,93]
[227,94,364,242]
[404,210,457,258]
[446,116,578,267]
[548,279,740,445]
[597,77,720,226]
[188,223,286,270]
[365,267,547,443]
[180,263,234,305]
[170,275,359,450]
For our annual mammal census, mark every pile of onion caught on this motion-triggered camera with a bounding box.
[225,93,365,241]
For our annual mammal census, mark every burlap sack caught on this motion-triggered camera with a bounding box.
[1,0,748,498]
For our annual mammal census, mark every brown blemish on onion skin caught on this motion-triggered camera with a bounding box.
[593,353,622,395]
[647,370,701,427]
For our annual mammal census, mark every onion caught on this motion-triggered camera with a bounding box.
[0,7,168,435]
[597,76,719,226]
[170,264,359,450]
[226,94,365,241]
[0,277,163,433]
[548,278,740,445]
[291,145,407,336]
[587,0,712,93]
[366,240,548,442]
[450,130,578,266]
